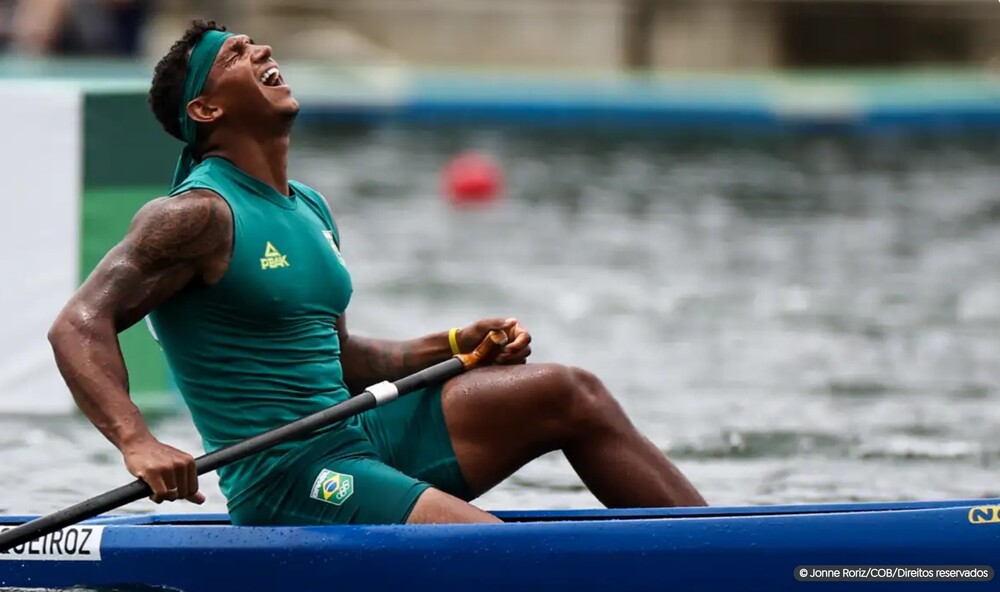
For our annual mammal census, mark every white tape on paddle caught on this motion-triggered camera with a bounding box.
[0,525,104,561]
[367,381,399,405]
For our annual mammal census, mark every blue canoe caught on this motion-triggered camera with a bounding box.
[2,498,999,591]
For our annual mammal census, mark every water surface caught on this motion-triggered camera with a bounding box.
[3,129,999,580]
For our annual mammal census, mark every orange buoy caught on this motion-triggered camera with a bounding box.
[442,152,503,205]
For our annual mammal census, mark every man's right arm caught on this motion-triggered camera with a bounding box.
[47,190,231,504]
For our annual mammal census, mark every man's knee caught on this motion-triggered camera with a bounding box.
[534,364,618,435]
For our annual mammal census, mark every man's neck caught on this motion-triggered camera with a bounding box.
[206,133,292,196]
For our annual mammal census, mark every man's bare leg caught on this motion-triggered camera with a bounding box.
[441,364,706,508]
[406,487,502,524]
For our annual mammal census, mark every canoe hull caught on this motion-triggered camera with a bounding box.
[2,499,999,592]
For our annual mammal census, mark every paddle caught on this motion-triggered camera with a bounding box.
[0,330,508,552]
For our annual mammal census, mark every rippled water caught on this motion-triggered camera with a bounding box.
[3,127,1000,538]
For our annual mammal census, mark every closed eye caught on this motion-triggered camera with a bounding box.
[225,39,248,66]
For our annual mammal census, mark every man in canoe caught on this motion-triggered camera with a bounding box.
[47,20,706,525]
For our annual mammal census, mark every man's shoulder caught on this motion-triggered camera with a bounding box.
[290,180,336,221]
[289,179,324,199]
[130,189,232,249]
[139,189,228,220]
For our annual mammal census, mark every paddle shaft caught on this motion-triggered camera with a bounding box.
[0,330,507,553]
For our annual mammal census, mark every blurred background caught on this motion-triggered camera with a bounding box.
[2,0,1000,67]
[1,0,999,516]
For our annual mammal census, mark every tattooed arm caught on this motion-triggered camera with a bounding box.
[47,190,232,504]
[336,314,453,395]
[337,314,533,394]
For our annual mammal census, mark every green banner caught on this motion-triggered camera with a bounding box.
[82,91,181,412]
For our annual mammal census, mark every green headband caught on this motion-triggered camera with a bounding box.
[171,29,234,190]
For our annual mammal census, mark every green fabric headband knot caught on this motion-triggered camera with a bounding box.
[171,29,234,190]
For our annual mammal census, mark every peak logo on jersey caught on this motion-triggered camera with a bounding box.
[260,242,290,270]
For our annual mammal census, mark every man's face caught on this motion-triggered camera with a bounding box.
[199,34,299,129]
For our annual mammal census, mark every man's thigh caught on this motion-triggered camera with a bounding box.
[406,487,501,524]
[438,364,578,498]
[359,385,473,500]
[361,365,578,502]
[230,455,430,526]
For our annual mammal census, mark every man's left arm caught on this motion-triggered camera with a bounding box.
[337,314,531,394]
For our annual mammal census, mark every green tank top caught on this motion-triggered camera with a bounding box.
[147,156,360,503]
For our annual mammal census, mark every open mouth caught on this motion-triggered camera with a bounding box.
[260,66,285,88]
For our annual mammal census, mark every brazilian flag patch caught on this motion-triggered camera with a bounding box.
[310,469,355,506]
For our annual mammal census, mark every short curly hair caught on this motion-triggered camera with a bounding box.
[148,20,227,142]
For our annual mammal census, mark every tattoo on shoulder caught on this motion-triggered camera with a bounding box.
[126,190,232,269]
[81,190,232,330]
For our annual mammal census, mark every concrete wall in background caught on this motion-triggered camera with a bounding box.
[145,0,1000,70]
[650,2,780,71]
